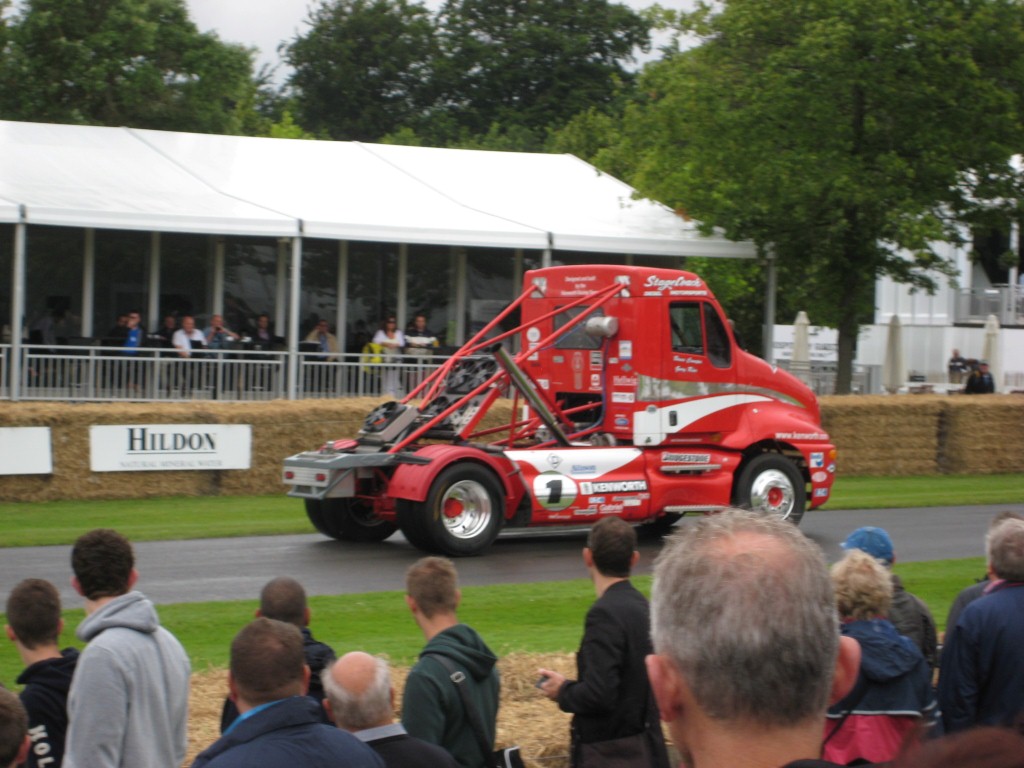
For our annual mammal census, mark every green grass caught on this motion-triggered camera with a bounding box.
[0,495,308,547]
[1,474,1021,548]
[828,474,1024,510]
[0,559,983,687]
[1,578,599,686]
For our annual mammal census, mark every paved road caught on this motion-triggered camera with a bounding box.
[2,504,1021,606]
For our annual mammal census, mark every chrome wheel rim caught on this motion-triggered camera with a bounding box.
[750,469,796,520]
[440,480,493,540]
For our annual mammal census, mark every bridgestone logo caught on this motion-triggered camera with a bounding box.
[581,480,648,494]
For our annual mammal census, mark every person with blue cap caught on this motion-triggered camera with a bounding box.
[842,526,938,670]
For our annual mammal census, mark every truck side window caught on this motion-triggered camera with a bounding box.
[669,303,703,354]
[704,303,732,368]
[554,306,603,350]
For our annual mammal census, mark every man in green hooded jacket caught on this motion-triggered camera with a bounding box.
[401,557,500,768]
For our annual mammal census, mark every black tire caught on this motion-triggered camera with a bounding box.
[637,512,683,539]
[395,499,437,552]
[399,463,505,556]
[734,454,806,524]
[304,498,398,542]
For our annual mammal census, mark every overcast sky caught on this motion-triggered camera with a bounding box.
[186,0,696,82]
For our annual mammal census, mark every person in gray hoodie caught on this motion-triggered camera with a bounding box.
[63,528,191,768]
[401,557,499,768]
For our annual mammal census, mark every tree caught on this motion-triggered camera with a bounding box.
[429,0,650,148]
[283,0,438,141]
[621,0,1024,393]
[0,0,259,134]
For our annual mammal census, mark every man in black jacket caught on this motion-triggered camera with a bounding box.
[537,517,670,768]
[221,576,335,732]
[964,361,995,393]
[4,578,79,768]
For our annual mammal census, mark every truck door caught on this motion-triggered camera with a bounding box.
[634,300,748,446]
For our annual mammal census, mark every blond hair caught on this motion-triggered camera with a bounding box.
[832,549,893,621]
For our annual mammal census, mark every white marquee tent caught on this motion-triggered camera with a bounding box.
[0,119,759,397]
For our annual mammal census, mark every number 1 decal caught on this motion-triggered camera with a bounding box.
[545,478,563,505]
[533,471,577,511]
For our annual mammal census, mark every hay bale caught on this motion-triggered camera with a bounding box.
[820,395,943,476]
[941,396,1024,474]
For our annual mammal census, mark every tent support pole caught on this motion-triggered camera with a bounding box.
[213,237,226,316]
[762,246,777,364]
[148,232,161,329]
[275,239,288,336]
[82,228,95,337]
[10,214,26,400]
[336,241,348,353]
[286,234,303,400]
[455,248,467,345]
[397,244,408,330]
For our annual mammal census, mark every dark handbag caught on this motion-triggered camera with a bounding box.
[578,731,653,768]
[428,654,524,768]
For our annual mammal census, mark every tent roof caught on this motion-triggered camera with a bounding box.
[363,143,748,258]
[0,121,297,236]
[0,120,755,258]
[130,128,548,249]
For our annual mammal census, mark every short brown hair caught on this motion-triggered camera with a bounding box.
[259,576,307,627]
[406,557,458,619]
[5,579,61,649]
[0,687,28,767]
[587,517,637,577]
[832,549,893,621]
[71,529,134,600]
[230,618,305,706]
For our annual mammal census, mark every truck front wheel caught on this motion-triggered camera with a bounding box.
[305,499,398,542]
[734,454,806,525]
[399,464,504,556]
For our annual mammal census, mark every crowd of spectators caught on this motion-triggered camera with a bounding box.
[3,511,1024,768]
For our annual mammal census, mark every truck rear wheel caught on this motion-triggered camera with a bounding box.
[304,499,398,542]
[734,454,806,524]
[398,464,504,556]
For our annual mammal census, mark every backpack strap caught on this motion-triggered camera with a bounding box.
[822,674,869,747]
[426,653,495,768]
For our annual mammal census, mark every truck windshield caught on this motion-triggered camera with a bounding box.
[704,303,732,368]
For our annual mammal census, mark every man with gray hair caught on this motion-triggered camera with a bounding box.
[645,509,861,768]
[939,516,1024,732]
[322,651,458,768]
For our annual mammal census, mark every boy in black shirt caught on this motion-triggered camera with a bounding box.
[4,579,79,768]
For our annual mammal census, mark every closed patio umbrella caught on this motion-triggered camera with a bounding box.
[882,314,906,394]
[791,311,811,385]
[982,314,1002,393]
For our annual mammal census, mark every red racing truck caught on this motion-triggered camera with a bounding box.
[283,264,836,555]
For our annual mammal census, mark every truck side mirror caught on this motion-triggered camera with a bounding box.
[584,316,618,338]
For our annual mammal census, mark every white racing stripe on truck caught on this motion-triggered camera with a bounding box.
[633,393,773,445]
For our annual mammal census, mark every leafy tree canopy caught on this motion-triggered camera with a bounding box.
[283,0,439,142]
[0,0,260,133]
[619,0,1024,392]
[431,0,650,144]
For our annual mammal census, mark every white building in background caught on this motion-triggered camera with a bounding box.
[776,238,1024,393]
